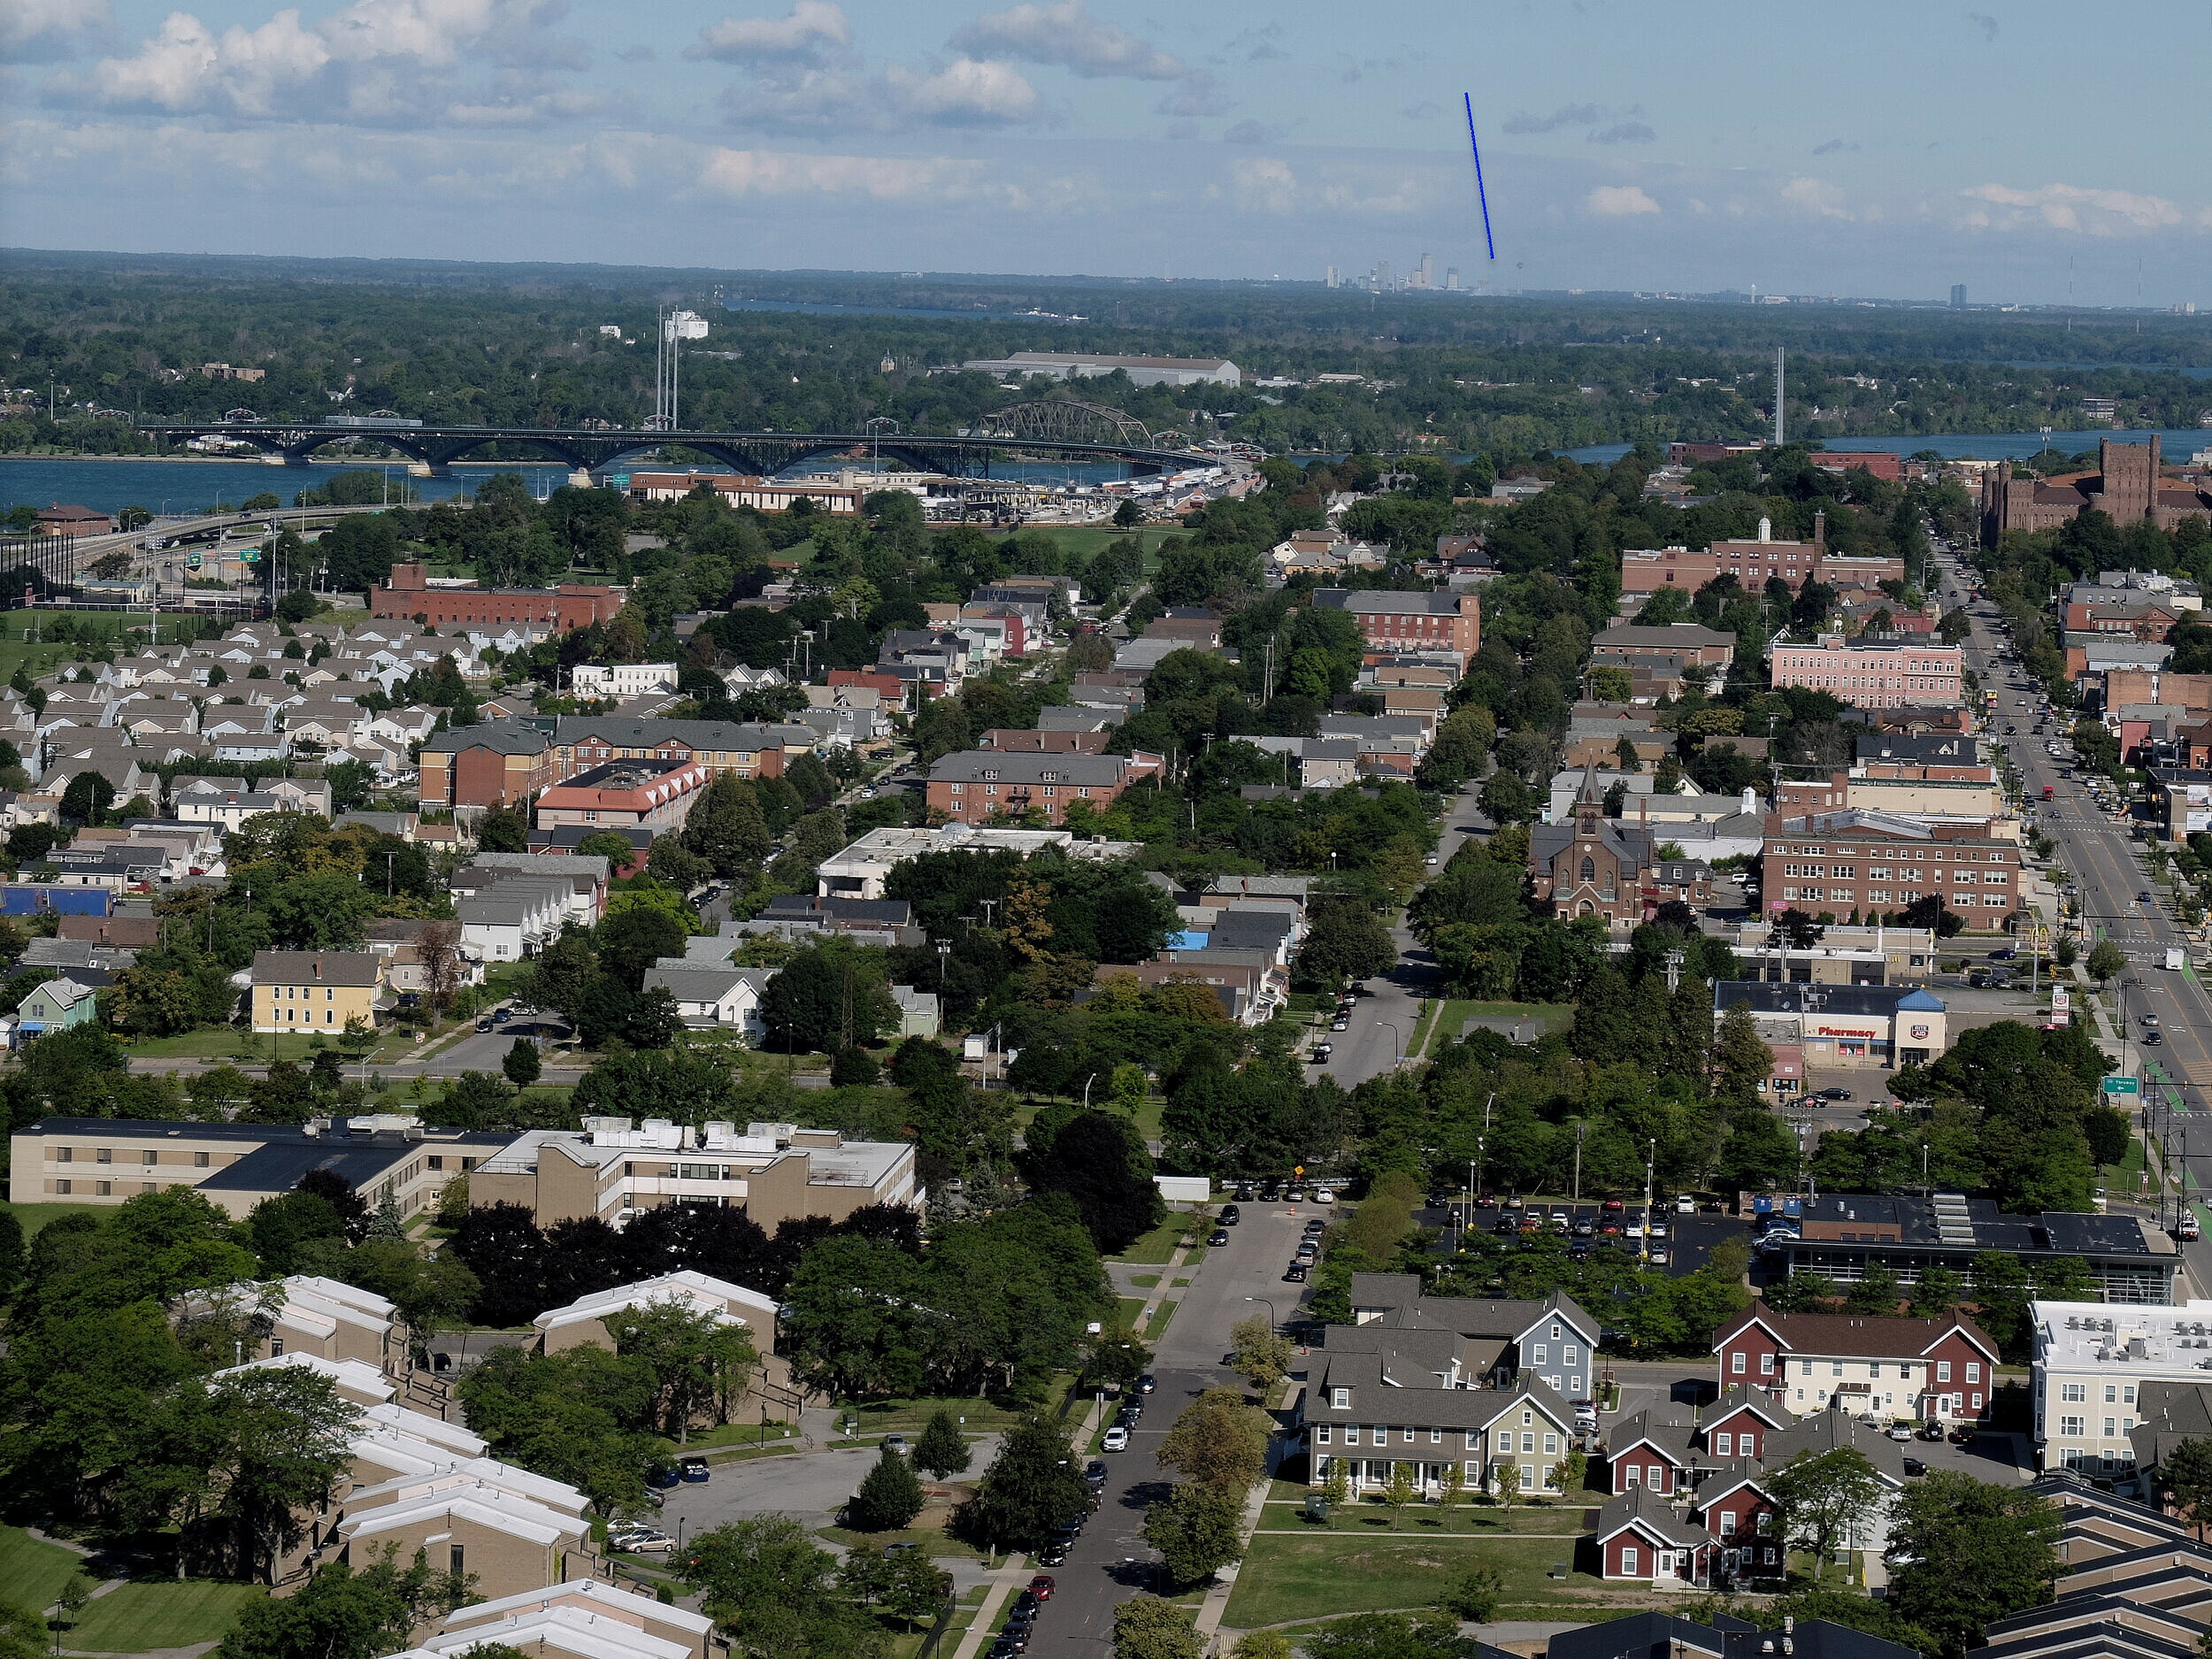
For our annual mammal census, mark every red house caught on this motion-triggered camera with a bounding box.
[1712,1302,1999,1423]
[1685,1465,1780,1563]
[1603,1411,1694,1495]
[1699,1385,1793,1463]
[1594,1489,1718,1586]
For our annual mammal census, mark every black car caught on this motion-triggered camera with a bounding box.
[1901,1457,1927,1478]
[990,1642,1022,1659]
[997,1630,1029,1653]
[1014,1591,1043,1616]
[2146,1030,2164,1044]
[1947,1425,1977,1445]
[1218,1205,1240,1225]
[1493,1216,1518,1234]
[1037,1543,1069,1566]
[1208,1229,1231,1247]
[1817,1087,1852,1102]
[1135,1373,1156,1394]
[1258,1184,1280,1201]
[1303,1218,1326,1234]
[1916,1424,1945,1441]
[1232,1187,1254,1202]
[2140,891,2156,903]
[1084,1459,1110,1486]
[1283,1264,1308,1282]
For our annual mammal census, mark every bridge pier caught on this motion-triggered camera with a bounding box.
[407,461,453,479]
[262,452,298,465]
[569,470,595,489]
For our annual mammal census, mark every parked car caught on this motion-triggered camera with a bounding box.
[1304,1217,1326,1233]
[1136,1373,1156,1394]
[1901,1457,1927,1478]
[1102,1426,1130,1452]
[1037,1542,1069,1566]
[881,1435,910,1455]
[1028,1575,1056,1600]
[1208,1229,1231,1246]
[1310,1187,1335,1205]
[1285,1187,1306,1202]
[1817,1087,1853,1102]
[474,1018,494,1033]
[491,1007,512,1024]
[1084,1460,1110,1486]
[647,1464,680,1489]
[679,1456,710,1484]
[1886,1422,1916,1442]
[1284,1264,1309,1282]
[1218,1205,1240,1225]
[1329,1018,1350,1033]
[1916,1424,1945,1442]
[1947,1425,1977,1445]
[1648,1247,1671,1265]
[1572,1217,1594,1237]
[1232,1187,1254,1202]
[1675,1194,1696,1213]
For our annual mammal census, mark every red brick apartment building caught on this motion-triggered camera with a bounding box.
[1768,637,1962,709]
[926,751,1161,826]
[534,760,712,832]
[417,725,557,810]
[1313,589,1482,668]
[1762,810,2021,921]
[373,564,623,631]
[550,718,798,782]
[1620,513,1906,595]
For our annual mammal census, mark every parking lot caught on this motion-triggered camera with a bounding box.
[1432,1200,1730,1276]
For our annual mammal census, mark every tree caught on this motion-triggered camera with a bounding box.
[1437,1460,1466,1517]
[209,1557,477,1659]
[1884,1471,2060,1656]
[679,1516,878,1658]
[1227,1315,1294,1391]
[849,1445,927,1532]
[1767,1447,1884,1585]
[2162,1437,2212,1539]
[1302,1613,1476,1659]
[1143,1481,1245,1586]
[594,904,688,993]
[502,1037,541,1087]
[907,1408,971,1479]
[1710,1001,1776,1103]
[476,807,528,854]
[1112,1598,1203,1659]
[1156,1388,1269,1493]
[200,1366,362,1582]
[612,1300,757,1441]
[956,1413,1088,1553]
[1479,769,1534,825]
[2085,938,2127,984]
[759,941,899,1055]
[1436,1563,1503,1622]
[1021,1110,1163,1253]
[0,1207,23,1303]
[1382,1461,1420,1526]
[1493,1458,1520,1509]
[1296,902,1398,987]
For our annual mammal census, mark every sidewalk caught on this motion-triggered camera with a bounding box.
[949,1555,1033,1659]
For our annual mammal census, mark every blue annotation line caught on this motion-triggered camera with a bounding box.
[1463,92,1495,260]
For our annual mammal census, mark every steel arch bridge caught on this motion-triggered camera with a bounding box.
[134,420,1215,479]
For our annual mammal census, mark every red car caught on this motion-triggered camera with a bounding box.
[1028,1576,1056,1601]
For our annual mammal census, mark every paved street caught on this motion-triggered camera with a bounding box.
[1317,780,1485,1088]
[1025,1201,1312,1659]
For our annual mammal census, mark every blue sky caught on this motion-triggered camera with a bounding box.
[4,0,2208,306]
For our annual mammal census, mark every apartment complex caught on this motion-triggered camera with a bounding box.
[925,750,1161,826]
[1620,515,1905,595]
[466,1117,918,1231]
[417,725,558,811]
[1714,1302,2000,1423]
[2030,1299,2212,1475]
[10,1115,514,1219]
[373,564,623,633]
[1768,636,1964,708]
[532,759,712,832]
[1312,588,1483,669]
[1762,808,2023,920]
[550,717,808,782]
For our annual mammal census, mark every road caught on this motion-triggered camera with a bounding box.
[1941,548,2212,1284]
[1315,779,1485,1087]
[1027,1201,1311,1659]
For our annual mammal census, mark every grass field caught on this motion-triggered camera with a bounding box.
[0,612,211,691]
[1,1202,106,1240]
[0,1525,88,1614]
[1221,1533,1652,1629]
[1143,1300,1178,1340]
[834,1384,1073,1438]
[817,1523,987,1562]
[1113,1218,1187,1266]
[66,1578,265,1652]
[1255,1497,1594,1537]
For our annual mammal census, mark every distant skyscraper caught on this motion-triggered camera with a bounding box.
[1325,265,1340,288]
[1445,268,1461,291]
[1415,252,1435,289]
[1375,261,1391,290]
[1951,283,1968,309]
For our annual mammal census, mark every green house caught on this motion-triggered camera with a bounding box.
[16,974,103,1042]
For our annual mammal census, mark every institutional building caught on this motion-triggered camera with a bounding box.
[1619,515,1906,595]
[1312,588,1482,670]
[2030,1299,2212,1473]
[814,823,1145,901]
[926,750,1161,826]
[416,725,558,812]
[1529,769,1714,926]
[623,472,864,514]
[1768,636,1963,709]
[956,351,1240,388]
[373,564,623,632]
[1982,438,2212,540]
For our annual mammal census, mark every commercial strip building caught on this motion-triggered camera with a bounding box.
[1710,981,1948,1071]
[1763,1196,2178,1305]
[623,472,864,515]
[1768,635,1965,709]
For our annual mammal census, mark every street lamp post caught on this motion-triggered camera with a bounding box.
[1378,1020,1403,1067]
[1245,1295,1279,1331]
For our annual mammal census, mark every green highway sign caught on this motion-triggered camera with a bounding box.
[2104,1076,2140,1094]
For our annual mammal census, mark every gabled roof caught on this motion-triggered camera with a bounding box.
[1608,1409,1695,1466]
[1714,1300,1995,1362]
[1594,1486,1712,1550]
[1705,1383,1795,1431]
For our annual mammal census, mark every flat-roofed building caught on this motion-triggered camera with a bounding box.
[1313,588,1482,669]
[2032,1300,2212,1475]
[374,564,621,633]
[1769,635,1964,710]
[815,823,1142,900]
[957,351,1239,387]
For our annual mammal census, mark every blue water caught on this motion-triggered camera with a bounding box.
[0,457,573,517]
[1564,426,2212,465]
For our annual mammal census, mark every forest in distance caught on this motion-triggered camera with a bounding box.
[4,247,2211,462]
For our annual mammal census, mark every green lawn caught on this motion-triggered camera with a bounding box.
[0,1202,106,1240]
[1143,1300,1179,1340]
[0,1525,88,1613]
[65,1578,265,1652]
[833,1384,1073,1438]
[817,1524,987,1561]
[1256,1498,1594,1536]
[1112,1219,1187,1265]
[1222,1533,1640,1629]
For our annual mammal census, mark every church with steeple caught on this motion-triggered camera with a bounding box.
[1527,763,1710,926]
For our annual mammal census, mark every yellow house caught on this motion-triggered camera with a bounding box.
[252,949,381,1034]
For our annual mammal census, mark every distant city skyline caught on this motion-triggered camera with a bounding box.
[4,1,2209,311]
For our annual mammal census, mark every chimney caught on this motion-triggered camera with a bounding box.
[1813,509,1826,548]
[1758,516,1771,543]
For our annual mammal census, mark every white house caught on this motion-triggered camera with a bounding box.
[639,963,772,1035]
[572,664,680,698]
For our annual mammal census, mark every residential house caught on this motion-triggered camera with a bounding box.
[639,962,770,1034]
[1346,1275,1602,1397]
[1593,1488,1719,1585]
[251,950,382,1034]
[1714,1302,1999,1422]
[14,972,108,1041]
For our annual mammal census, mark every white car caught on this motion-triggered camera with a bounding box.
[609,1528,672,1555]
[1675,1194,1695,1213]
[1310,1188,1335,1204]
[1102,1425,1130,1452]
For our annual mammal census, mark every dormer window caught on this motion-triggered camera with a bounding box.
[1332,1386,1349,1409]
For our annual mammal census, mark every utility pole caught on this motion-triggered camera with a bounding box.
[1640,1138,1657,1261]
[1773,348,1786,447]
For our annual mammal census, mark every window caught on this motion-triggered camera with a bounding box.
[1402,1426,1416,1445]
[1532,1345,1548,1364]
[2104,1417,2116,1437]
[1345,1426,1360,1445]
[1760,1353,1774,1376]
[2124,1386,2135,1403]
[2060,1417,2085,1437]
[55,1147,72,1163]
[194,1150,209,1167]
[1869,1363,1881,1379]
[1580,856,1596,882]
[141,1149,157,1166]
[449,1547,465,1577]
[2061,1383,2085,1402]
[1938,1361,1952,1383]
[1431,1428,1442,1444]
[54,1179,69,1194]
[1563,1344,1578,1365]
[1624,1463,1641,1487]
[96,1181,111,1196]
[96,1148,111,1164]
[1831,1361,1843,1377]
[1543,1432,1558,1455]
[1620,1547,1638,1576]
[2105,1385,2117,1404]
[1495,1430,1512,1452]
[1464,1432,1479,1450]
[1316,1426,1331,1444]
[1740,1432,1756,1456]
[1732,1351,1746,1375]
[1716,1432,1732,1455]
[1520,1432,1535,1454]
[1719,1511,1738,1536]
[1332,1387,1349,1409]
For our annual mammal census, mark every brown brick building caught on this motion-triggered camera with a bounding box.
[1763,809,2022,923]
[1528,771,1713,926]
[1982,437,2212,540]
[373,564,624,631]
[1313,588,1483,669]
[1620,513,1906,595]
[926,750,1162,825]
[551,717,803,782]
[417,724,557,811]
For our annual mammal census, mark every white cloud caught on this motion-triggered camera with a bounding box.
[1585,183,1658,216]
[1504,103,1602,134]
[688,2,849,65]
[1959,180,2205,235]
[2,0,111,64]
[64,0,589,123]
[950,0,1183,80]
[1781,175,1853,219]
[889,58,1040,126]
[695,144,991,203]
[1230,155,1296,213]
